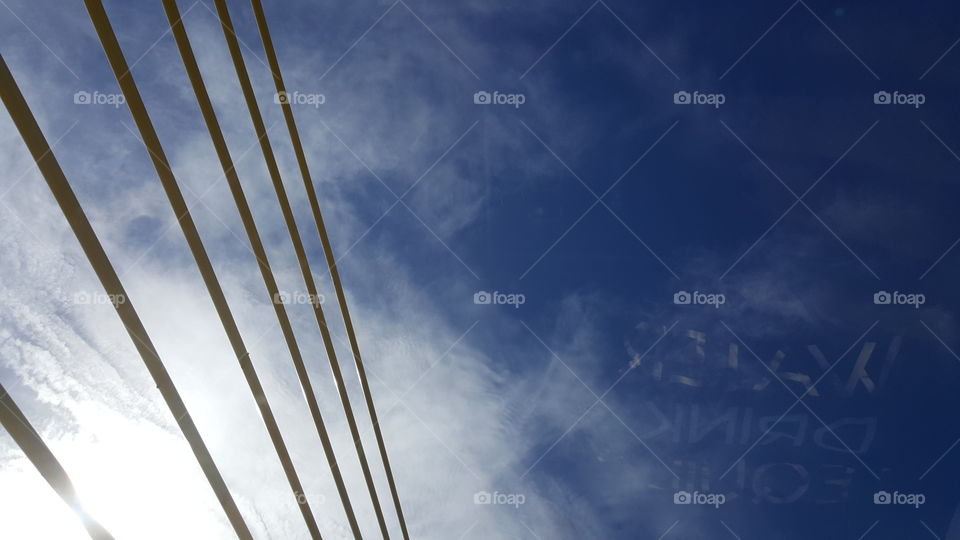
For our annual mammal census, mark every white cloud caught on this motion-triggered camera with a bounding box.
[0,1,631,538]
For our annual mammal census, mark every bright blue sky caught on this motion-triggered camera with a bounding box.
[2,0,960,538]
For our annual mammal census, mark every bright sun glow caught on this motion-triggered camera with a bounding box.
[0,399,231,539]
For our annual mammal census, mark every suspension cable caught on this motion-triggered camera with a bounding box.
[211,0,407,536]
[246,1,410,537]
[0,53,252,539]
[82,1,322,536]
[160,0,363,536]
[0,380,114,540]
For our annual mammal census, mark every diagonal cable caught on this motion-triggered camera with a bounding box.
[210,0,396,536]
[317,118,480,280]
[0,53,252,539]
[81,1,324,537]
[245,0,411,536]
[0,379,114,539]
[160,0,363,536]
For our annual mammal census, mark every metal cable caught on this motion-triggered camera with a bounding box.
[82,1,322,536]
[246,1,410,537]
[160,0,363,536]
[208,1,395,536]
[0,380,114,540]
[0,53,252,540]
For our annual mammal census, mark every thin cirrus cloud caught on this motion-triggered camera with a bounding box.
[8,0,960,539]
[0,0,623,538]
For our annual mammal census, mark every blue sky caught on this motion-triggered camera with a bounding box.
[2,0,960,538]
